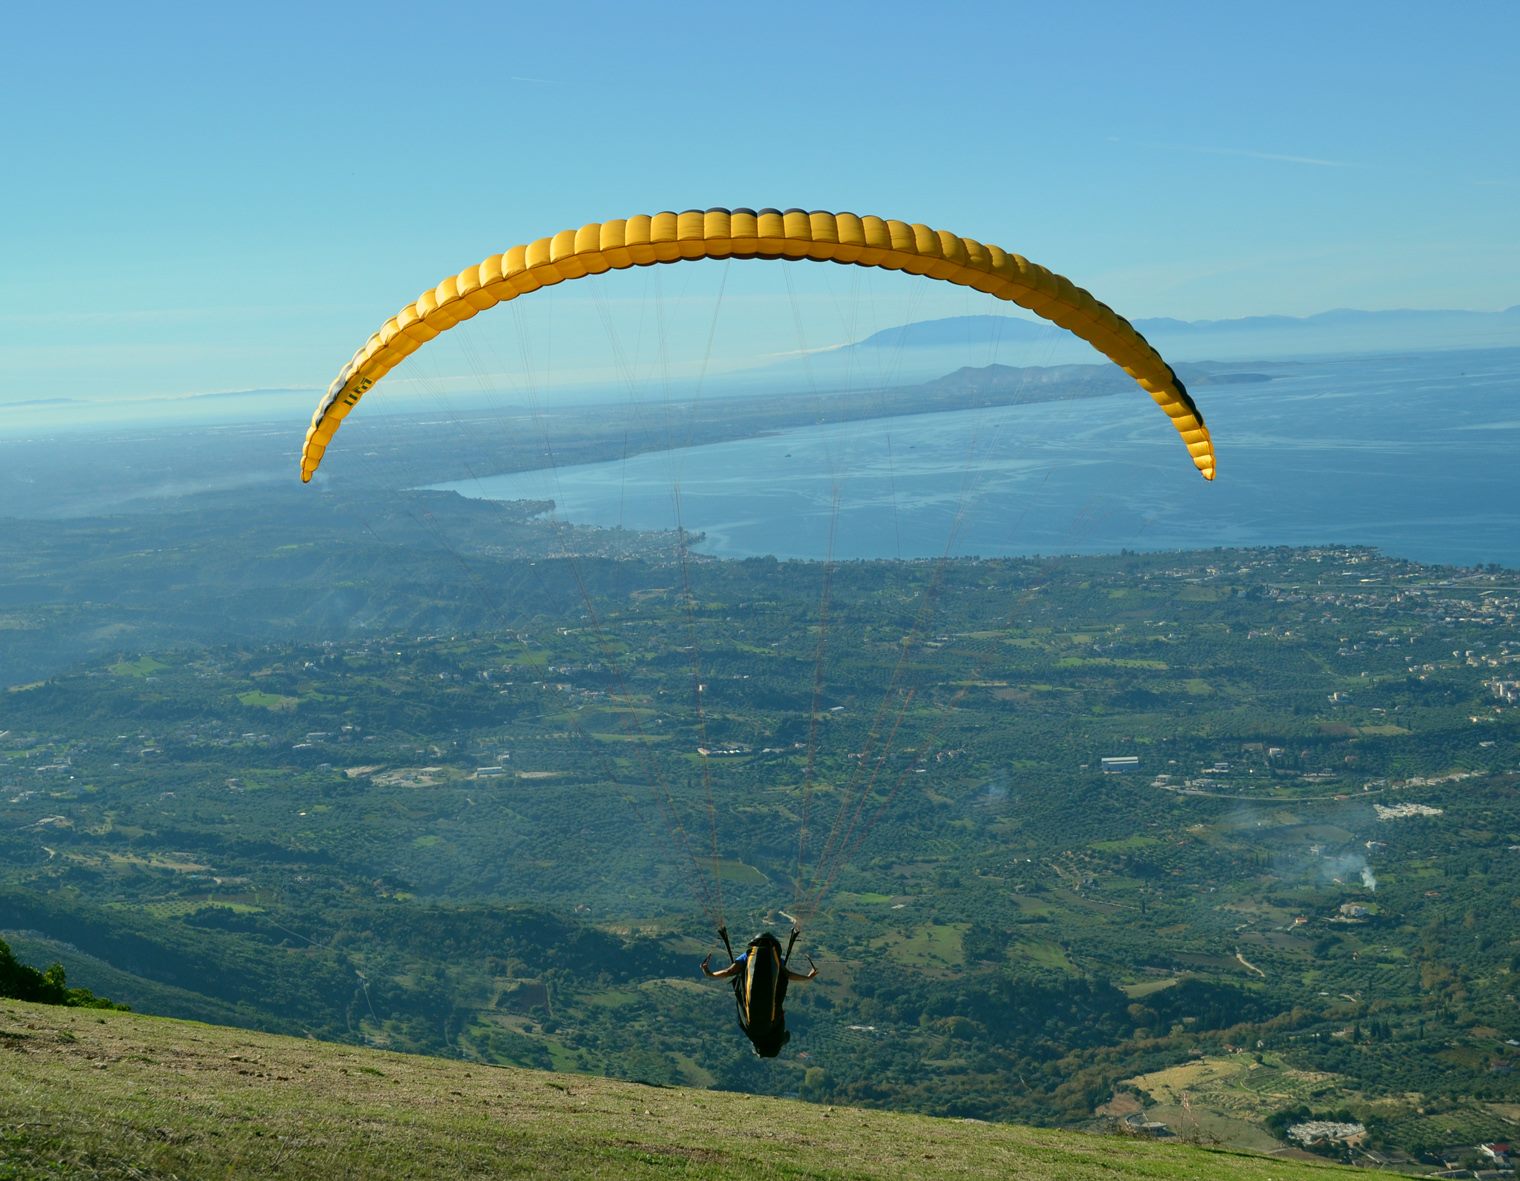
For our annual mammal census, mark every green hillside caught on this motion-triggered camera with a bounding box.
[0,998,1381,1180]
[5,540,1519,1163]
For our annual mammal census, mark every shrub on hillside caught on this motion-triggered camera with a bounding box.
[0,937,126,1010]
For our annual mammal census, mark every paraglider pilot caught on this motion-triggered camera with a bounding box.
[701,926,816,1057]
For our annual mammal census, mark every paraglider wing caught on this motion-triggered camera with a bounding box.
[301,208,1214,482]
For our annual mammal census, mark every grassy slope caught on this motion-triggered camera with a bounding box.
[1,1000,1388,1181]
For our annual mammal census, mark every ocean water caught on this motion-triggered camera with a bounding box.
[432,349,1519,569]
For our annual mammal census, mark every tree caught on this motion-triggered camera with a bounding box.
[0,938,124,1010]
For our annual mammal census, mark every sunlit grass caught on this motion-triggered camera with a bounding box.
[237,689,302,709]
[0,999,1378,1181]
[108,654,170,677]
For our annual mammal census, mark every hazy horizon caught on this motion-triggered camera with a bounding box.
[4,305,1518,437]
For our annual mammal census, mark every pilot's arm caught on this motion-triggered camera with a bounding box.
[702,953,743,980]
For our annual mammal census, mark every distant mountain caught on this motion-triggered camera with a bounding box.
[736,306,1520,392]
[849,316,1061,349]
[907,359,1286,401]
[1135,304,1520,339]
[847,307,1520,351]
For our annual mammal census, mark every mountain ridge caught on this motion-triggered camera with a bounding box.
[0,997,1373,1180]
[727,306,1520,392]
[847,306,1520,350]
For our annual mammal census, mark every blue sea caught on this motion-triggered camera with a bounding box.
[432,349,1519,569]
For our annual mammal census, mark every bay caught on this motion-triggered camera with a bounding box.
[431,348,1519,569]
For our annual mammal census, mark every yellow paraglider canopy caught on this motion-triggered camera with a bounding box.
[301,208,1214,482]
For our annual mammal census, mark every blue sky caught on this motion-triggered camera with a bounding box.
[3,0,1516,417]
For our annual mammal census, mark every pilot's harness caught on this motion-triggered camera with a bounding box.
[717,926,799,1034]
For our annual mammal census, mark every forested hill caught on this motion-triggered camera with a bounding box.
[0,996,1370,1180]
